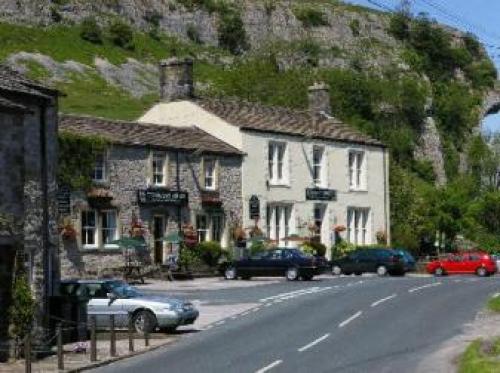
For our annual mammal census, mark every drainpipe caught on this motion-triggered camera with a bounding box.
[176,151,182,234]
[40,103,51,324]
[382,147,390,245]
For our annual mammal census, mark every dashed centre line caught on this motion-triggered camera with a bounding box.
[371,294,397,307]
[255,359,283,373]
[408,282,442,293]
[297,333,330,352]
[339,311,362,328]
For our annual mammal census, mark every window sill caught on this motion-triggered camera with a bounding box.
[80,246,123,254]
[268,182,290,188]
[349,188,368,193]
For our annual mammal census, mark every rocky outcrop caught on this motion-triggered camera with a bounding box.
[414,117,447,186]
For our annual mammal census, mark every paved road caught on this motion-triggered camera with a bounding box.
[92,275,500,373]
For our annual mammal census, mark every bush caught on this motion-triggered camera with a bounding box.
[108,20,134,49]
[218,8,248,55]
[80,17,103,44]
[293,7,329,28]
[250,241,266,256]
[196,241,223,267]
[330,240,355,259]
[187,23,202,44]
[178,247,202,271]
[301,241,327,257]
[349,19,360,36]
[9,273,35,343]
[388,12,410,40]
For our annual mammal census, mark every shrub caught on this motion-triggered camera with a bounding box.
[178,247,202,271]
[412,159,436,184]
[196,241,223,267]
[301,241,327,257]
[187,23,202,44]
[349,19,360,36]
[50,6,63,23]
[80,17,103,44]
[250,241,266,256]
[388,12,410,40]
[330,240,355,259]
[108,20,134,49]
[463,33,482,58]
[218,8,248,55]
[9,273,35,344]
[293,7,329,28]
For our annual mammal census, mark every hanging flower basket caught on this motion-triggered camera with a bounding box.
[334,225,346,233]
[61,224,77,240]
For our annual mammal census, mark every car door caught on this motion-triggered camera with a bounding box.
[260,250,283,276]
[463,253,480,274]
[246,252,268,276]
[85,283,125,328]
[358,250,377,273]
[444,255,463,273]
[343,251,360,273]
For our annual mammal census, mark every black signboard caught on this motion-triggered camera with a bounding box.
[306,188,337,201]
[249,195,260,219]
[56,185,71,215]
[137,189,188,205]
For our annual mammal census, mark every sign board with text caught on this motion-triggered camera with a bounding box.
[137,189,188,205]
[305,188,337,201]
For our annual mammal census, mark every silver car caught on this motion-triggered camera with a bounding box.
[60,279,199,333]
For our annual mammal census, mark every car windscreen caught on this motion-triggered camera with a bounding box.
[108,281,141,298]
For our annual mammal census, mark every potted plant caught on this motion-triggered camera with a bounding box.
[60,218,77,240]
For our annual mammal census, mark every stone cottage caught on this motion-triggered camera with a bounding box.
[140,58,391,255]
[0,65,59,358]
[58,115,243,278]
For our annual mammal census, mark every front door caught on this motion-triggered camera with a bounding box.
[153,216,165,264]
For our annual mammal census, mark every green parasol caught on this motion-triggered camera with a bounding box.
[109,237,144,248]
[161,231,184,244]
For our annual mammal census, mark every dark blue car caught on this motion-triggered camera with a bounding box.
[395,249,416,272]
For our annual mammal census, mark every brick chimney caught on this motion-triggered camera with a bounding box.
[159,57,194,101]
[308,82,331,116]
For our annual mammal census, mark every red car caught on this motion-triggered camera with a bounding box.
[426,252,497,277]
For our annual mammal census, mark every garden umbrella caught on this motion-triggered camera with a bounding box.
[109,237,144,248]
[161,231,184,244]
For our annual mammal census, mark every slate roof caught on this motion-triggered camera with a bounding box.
[196,98,385,147]
[59,115,243,156]
[0,64,58,113]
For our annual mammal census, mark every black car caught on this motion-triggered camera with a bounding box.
[224,248,328,281]
[395,249,416,272]
[331,248,405,276]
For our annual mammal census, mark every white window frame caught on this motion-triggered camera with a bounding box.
[266,204,293,246]
[347,207,370,245]
[203,158,217,191]
[349,150,366,191]
[81,210,98,248]
[313,145,326,187]
[196,214,224,243]
[196,215,209,243]
[268,141,288,186]
[101,210,118,247]
[92,152,107,182]
[152,151,167,186]
[313,204,326,243]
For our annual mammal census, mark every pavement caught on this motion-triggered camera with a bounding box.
[88,274,500,373]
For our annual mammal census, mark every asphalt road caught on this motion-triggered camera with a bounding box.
[91,275,500,373]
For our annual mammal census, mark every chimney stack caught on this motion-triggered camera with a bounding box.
[159,57,194,102]
[308,82,331,116]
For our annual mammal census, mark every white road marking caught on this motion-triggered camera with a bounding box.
[298,333,330,352]
[259,288,316,302]
[252,307,261,312]
[371,294,397,307]
[256,360,283,373]
[339,311,362,328]
[264,303,273,307]
[408,282,442,293]
[214,320,225,326]
[231,316,238,320]
[454,279,462,283]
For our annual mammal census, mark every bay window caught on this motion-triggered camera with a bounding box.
[347,208,370,245]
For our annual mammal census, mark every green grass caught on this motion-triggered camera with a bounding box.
[487,295,500,313]
[459,338,500,373]
[0,22,224,65]
[57,72,159,120]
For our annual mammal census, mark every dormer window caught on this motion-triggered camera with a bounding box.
[92,152,106,182]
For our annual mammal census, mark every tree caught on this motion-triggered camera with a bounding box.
[108,20,134,49]
[80,17,102,44]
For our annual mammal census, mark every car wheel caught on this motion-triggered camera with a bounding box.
[354,272,362,276]
[286,267,299,281]
[376,265,388,277]
[332,265,342,276]
[434,267,445,277]
[224,267,237,280]
[133,310,157,334]
[476,267,488,277]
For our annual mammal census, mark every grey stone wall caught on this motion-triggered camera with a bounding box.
[59,144,242,278]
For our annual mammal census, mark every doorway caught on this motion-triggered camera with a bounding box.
[153,216,165,264]
[0,245,15,361]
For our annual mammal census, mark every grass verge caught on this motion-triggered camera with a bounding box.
[487,295,500,313]
[458,338,500,373]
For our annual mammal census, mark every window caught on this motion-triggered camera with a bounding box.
[268,142,287,185]
[101,211,117,245]
[313,204,325,243]
[92,153,106,182]
[347,208,370,245]
[152,151,167,186]
[204,159,216,190]
[82,210,97,247]
[196,215,209,242]
[267,204,293,245]
[313,146,326,187]
[197,214,224,243]
[349,151,365,190]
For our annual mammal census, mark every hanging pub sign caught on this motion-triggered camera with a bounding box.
[305,188,337,201]
[137,189,188,205]
[249,195,260,219]
[56,185,71,215]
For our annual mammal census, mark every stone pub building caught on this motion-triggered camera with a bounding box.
[59,115,242,278]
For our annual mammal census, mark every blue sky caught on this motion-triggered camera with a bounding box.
[346,0,500,133]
